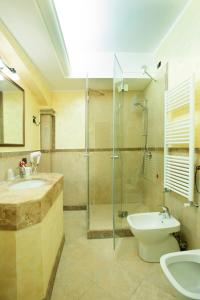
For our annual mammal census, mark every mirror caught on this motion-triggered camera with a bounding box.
[0,72,24,146]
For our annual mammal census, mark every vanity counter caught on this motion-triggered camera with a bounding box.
[0,172,64,230]
[0,172,64,300]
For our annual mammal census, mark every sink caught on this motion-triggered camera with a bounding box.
[10,179,46,190]
[160,249,200,299]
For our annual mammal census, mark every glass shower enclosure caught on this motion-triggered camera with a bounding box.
[85,55,148,250]
[85,57,125,249]
[112,55,124,249]
[85,77,113,234]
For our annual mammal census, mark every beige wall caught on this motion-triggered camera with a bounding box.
[3,91,23,144]
[0,86,42,180]
[0,20,51,180]
[143,0,200,248]
[52,91,85,149]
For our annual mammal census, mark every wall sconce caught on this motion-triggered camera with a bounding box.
[32,116,40,126]
[0,58,20,81]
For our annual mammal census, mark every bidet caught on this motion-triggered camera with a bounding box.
[127,212,180,262]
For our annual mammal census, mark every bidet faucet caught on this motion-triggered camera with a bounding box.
[161,206,171,219]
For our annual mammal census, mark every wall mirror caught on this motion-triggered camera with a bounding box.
[0,72,25,146]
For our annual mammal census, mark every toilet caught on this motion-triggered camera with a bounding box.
[160,249,200,299]
[127,212,180,262]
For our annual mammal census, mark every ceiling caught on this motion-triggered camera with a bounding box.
[54,0,189,52]
[0,0,189,90]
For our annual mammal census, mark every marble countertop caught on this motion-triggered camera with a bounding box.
[0,173,64,230]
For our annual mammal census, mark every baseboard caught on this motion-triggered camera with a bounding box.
[44,234,65,300]
[63,205,87,211]
[87,229,133,239]
[115,229,133,237]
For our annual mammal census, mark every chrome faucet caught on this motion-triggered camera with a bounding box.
[160,206,171,219]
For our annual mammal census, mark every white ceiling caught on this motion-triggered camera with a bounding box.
[54,0,189,52]
[0,0,189,90]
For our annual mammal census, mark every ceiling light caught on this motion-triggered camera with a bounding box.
[0,58,20,81]
[10,72,20,81]
[0,58,5,70]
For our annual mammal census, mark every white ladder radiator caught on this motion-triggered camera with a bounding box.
[164,77,195,202]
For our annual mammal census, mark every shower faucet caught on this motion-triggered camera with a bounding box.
[145,150,152,159]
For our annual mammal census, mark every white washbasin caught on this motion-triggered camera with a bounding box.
[160,249,200,299]
[10,179,46,190]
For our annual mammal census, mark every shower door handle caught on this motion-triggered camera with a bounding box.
[110,155,119,159]
[83,153,89,157]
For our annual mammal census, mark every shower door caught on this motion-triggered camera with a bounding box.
[85,76,90,231]
[112,55,123,249]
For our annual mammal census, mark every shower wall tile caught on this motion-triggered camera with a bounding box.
[39,149,145,208]
[88,90,145,149]
[50,89,146,208]
[144,65,165,148]
[51,152,87,206]
[89,151,112,204]
[142,151,164,211]
[89,91,113,149]
[0,157,7,181]
[121,151,144,203]
[89,151,144,205]
[122,92,144,148]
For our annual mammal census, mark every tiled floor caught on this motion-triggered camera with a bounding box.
[52,211,185,300]
[90,202,150,230]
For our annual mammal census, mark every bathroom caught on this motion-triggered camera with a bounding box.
[0,0,200,299]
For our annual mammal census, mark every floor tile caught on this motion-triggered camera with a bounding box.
[130,281,177,300]
[80,283,114,300]
[52,211,181,300]
[94,263,142,300]
[90,203,149,230]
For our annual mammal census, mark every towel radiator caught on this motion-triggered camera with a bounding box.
[164,77,195,202]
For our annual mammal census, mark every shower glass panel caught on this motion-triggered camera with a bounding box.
[85,75,150,242]
[87,79,113,233]
[85,76,90,231]
[112,56,124,249]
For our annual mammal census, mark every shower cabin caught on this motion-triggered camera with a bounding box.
[85,56,152,249]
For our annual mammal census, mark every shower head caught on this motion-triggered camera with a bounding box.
[132,95,147,111]
[134,102,145,110]
[141,65,147,75]
[141,65,156,82]
[89,89,105,96]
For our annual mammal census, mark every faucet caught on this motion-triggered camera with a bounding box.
[160,206,171,219]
